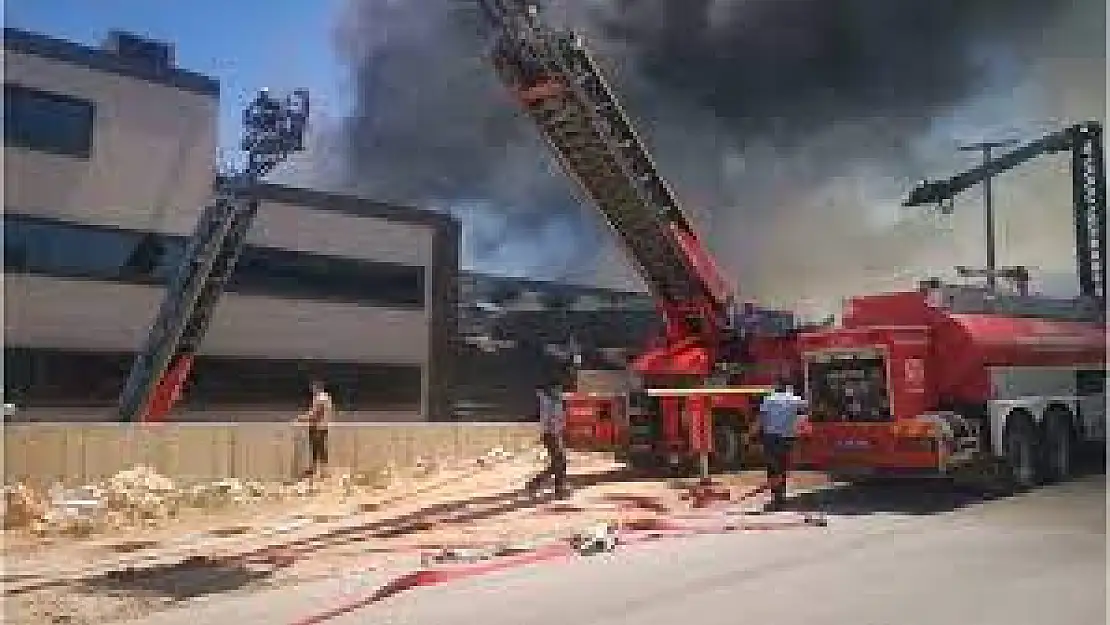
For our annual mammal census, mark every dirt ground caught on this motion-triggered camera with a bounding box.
[3,453,830,625]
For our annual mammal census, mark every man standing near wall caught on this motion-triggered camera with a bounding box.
[296,378,334,480]
[526,382,568,498]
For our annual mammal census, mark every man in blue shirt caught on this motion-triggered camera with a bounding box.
[759,378,808,510]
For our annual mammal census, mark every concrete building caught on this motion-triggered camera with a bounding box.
[3,27,459,422]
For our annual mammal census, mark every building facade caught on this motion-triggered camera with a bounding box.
[3,27,458,421]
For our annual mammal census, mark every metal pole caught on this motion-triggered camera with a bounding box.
[958,140,1019,292]
[698,451,711,484]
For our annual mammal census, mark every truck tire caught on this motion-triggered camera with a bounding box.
[625,451,657,472]
[711,420,744,471]
[1003,411,1041,492]
[1041,408,1074,484]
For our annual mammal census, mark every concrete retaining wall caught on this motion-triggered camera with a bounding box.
[3,423,540,488]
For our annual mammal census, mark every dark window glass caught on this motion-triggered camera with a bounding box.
[4,348,130,407]
[3,216,182,284]
[1077,368,1107,395]
[4,84,95,157]
[3,215,425,308]
[231,247,425,307]
[806,353,893,423]
[4,347,423,412]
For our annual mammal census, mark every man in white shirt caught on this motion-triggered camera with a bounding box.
[758,378,808,510]
[296,379,334,480]
[526,383,569,497]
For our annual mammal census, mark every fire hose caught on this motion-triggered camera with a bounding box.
[286,482,828,625]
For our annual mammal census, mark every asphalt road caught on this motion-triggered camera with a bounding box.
[132,473,1106,625]
[328,474,1107,625]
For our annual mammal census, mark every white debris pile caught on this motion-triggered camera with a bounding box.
[36,484,108,537]
[181,477,275,510]
[101,465,179,524]
[4,465,355,537]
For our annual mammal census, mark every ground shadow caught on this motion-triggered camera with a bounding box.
[781,479,995,516]
[782,451,1107,517]
[80,556,274,601]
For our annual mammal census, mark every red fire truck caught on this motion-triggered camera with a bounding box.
[477,0,808,473]
[794,284,1106,490]
[796,119,1107,490]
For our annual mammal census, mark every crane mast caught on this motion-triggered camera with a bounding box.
[904,122,1106,314]
[476,0,735,354]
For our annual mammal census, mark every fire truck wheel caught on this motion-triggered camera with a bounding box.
[626,451,658,472]
[1003,411,1041,492]
[1040,408,1074,484]
[711,420,743,471]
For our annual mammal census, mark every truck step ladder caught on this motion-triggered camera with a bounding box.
[116,90,310,422]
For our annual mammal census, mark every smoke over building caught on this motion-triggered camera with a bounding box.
[328,0,1105,310]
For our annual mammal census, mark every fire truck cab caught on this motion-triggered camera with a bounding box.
[795,281,1106,490]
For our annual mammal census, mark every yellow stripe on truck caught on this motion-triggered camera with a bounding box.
[645,387,774,397]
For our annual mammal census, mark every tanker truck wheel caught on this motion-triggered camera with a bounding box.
[1040,408,1074,484]
[1003,411,1042,492]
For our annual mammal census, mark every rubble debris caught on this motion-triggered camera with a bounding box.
[1,444,546,541]
[3,465,354,538]
[3,482,46,529]
[476,446,521,468]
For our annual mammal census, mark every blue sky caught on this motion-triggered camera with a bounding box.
[6,0,349,154]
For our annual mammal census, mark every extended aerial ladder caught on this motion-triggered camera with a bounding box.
[904,122,1106,316]
[475,0,737,364]
[476,1,799,479]
[116,90,310,423]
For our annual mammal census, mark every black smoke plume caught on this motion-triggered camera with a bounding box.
[330,0,1104,309]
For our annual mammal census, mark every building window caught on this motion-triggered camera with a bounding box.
[3,215,426,308]
[231,247,425,307]
[3,216,181,285]
[4,84,95,157]
[1077,368,1106,396]
[4,347,423,412]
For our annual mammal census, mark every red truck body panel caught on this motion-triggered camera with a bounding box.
[631,338,711,377]
[796,290,1106,474]
[564,394,623,450]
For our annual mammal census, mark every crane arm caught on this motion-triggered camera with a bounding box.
[903,121,1105,310]
[903,123,1095,207]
